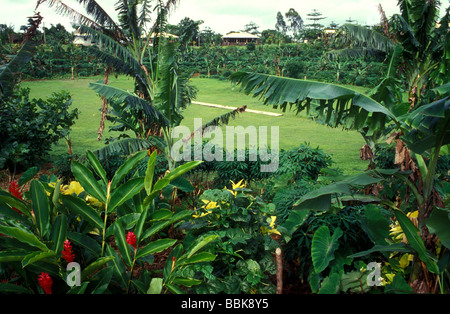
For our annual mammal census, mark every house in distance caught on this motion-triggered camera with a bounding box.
[222,32,260,46]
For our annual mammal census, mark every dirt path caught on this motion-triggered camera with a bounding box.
[192,101,283,117]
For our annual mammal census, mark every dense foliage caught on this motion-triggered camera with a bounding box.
[0,87,78,171]
[0,0,449,296]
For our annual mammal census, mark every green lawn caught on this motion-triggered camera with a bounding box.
[22,76,369,174]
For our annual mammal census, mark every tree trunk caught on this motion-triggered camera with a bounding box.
[97,66,111,141]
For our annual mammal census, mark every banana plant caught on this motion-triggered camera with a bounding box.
[38,0,248,172]
[230,1,449,293]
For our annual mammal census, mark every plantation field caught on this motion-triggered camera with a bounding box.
[22,76,368,174]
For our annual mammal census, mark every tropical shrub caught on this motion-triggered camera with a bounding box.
[181,180,280,293]
[281,205,376,293]
[0,87,78,170]
[0,150,206,294]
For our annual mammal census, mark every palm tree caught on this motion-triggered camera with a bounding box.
[231,0,449,293]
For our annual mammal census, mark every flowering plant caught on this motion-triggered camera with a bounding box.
[183,180,280,293]
[0,150,203,294]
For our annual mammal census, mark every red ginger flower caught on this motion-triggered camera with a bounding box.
[8,180,22,213]
[38,272,53,294]
[61,239,75,263]
[126,231,137,249]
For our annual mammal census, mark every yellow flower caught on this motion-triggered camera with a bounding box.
[389,210,418,243]
[61,181,84,196]
[86,195,103,207]
[231,179,246,190]
[202,199,218,210]
[261,216,281,236]
[192,210,212,219]
[228,179,246,197]
[399,253,413,269]
[192,200,218,219]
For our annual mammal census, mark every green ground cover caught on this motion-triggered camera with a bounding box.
[22,76,368,174]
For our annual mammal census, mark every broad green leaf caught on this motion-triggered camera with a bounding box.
[164,160,203,182]
[384,274,414,294]
[143,190,161,207]
[164,244,184,280]
[363,204,390,245]
[136,238,177,260]
[0,224,48,251]
[0,282,32,294]
[71,161,106,203]
[426,208,450,249]
[30,180,50,238]
[340,271,369,293]
[61,195,104,231]
[106,245,128,288]
[348,243,413,258]
[67,282,89,294]
[281,209,310,242]
[165,283,184,294]
[141,210,191,240]
[86,150,108,185]
[51,180,62,209]
[18,167,39,186]
[318,272,341,294]
[147,278,163,294]
[185,235,218,258]
[311,226,343,273]
[230,71,396,135]
[153,177,170,192]
[144,151,157,195]
[111,150,148,189]
[0,202,27,222]
[68,232,101,257]
[90,267,113,294]
[81,256,114,281]
[135,206,148,244]
[142,220,173,240]
[114,222,133,267]
[172,277,202,287]
[49,214,68,255]
[0,250,29,262]
[181,252,216,265]
[293,182,350,211]
[133,189,146,214]
[395,211,439,274]
[150,209,173,221]
[89,81,170,131]
[22,250,55,268]
[0,193,29,216]
[108,177,144,213]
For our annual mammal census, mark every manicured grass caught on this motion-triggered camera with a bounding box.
[183,78,369,174]
[22,76,369,174]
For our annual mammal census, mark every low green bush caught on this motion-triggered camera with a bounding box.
[0,87,78,171]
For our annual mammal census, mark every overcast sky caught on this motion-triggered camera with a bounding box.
[1,0,448,34]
